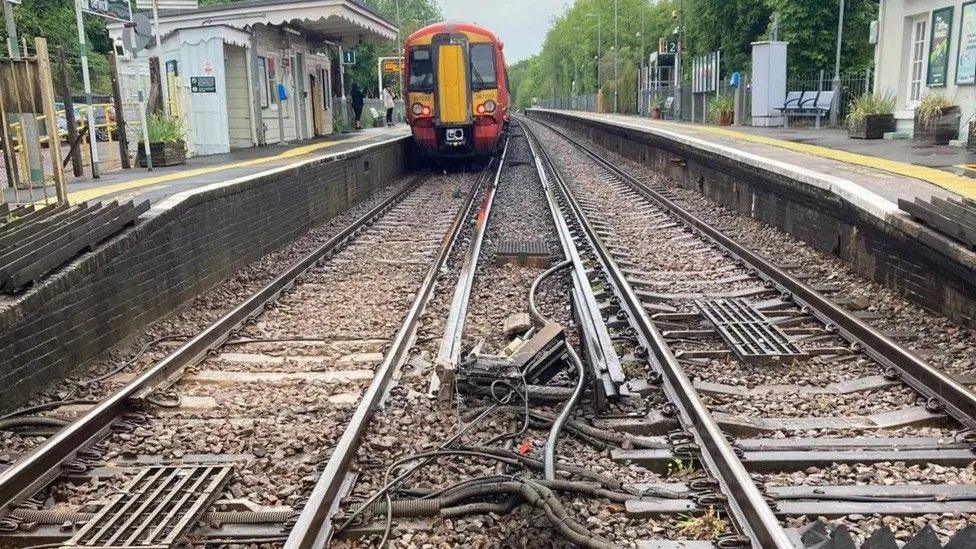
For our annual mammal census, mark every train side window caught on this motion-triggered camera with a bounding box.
[470,44,497,90]
[408,48,433,92]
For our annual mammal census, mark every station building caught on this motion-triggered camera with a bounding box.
[873,0,975,138]
[108,0,398,156]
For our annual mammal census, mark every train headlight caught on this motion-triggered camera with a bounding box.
[411,102,424,115]
[483,100,497,113]
[421,106,431,116]
[476,104,486,114]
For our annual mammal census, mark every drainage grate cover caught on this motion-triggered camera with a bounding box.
[63,465,232,548]
[496,240,550,268]
[696,298,807,364]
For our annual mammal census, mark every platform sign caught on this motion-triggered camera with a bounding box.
[190,76,216,93]
[81,0,131,21]
[135,0,198,9]
[382,58,403,73]
[659,37,679,55]
[342,49,356,65]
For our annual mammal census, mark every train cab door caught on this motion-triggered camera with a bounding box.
[431,33,472,149]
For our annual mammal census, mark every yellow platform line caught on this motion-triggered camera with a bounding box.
[642,119,976,200]
[61,134,375,205]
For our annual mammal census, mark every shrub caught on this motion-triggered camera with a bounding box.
[146,114,185,143]
[707,94,734,122]
[847,92,895,127]
[916,91,954,127]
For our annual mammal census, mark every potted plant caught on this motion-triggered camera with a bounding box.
[913,91,961,146]
[650,96,663,120]
[137,114,187,167]
[847,92,896,139]
[707,94,734,125]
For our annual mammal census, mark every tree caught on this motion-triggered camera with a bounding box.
[0,0,114,95]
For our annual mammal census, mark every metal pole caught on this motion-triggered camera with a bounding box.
[830,0,844,127]
[74,0,100,178]
[676,0,684,121]
[338,45,348,133]
[613,0,618,113]
[3,0,16,57]
[151,0,168,117]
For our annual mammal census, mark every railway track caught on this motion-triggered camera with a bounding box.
[0,115,974,549]
[0,171,482,547]
[522,115,976,547]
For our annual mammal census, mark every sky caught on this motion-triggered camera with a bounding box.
[437,0,569,64]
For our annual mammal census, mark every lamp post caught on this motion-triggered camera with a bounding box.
[613,0,619,113]
[586,13,602,94]
[830,0,845,127]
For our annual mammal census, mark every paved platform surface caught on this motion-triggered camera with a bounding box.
[4,126,410,208]
[541,110,976,208]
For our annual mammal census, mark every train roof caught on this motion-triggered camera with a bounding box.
[405,22,502,45]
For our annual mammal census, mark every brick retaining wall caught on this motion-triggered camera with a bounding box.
[0,138,408,409]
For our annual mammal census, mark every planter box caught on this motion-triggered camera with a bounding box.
[848,114,896,139]
[137,141,187,167]
[715,114,733,126]
[650,108,663,120]
[913,106,961,146]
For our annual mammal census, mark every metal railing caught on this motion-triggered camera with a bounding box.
[538,67,872,127]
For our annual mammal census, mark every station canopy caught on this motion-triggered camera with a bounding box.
[146,0,398,45]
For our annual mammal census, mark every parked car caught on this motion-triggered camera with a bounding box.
[54,102,118,141]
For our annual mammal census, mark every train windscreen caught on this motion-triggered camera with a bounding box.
[470,44,497,90]
[408,47,433,92]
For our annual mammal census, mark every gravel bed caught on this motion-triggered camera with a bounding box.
[27,174,475,516]
[0,178,410,459]
[526,118,920,425]
[334,131,708,547]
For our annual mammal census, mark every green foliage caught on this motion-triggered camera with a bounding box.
[916,91,955,127]
[146,114,185,143]
[513,0,879,110]
[763,0,877,75]
[846,92,895,126]
[706,93,734,121]
[0,0,114,95]
[347,0,442,97]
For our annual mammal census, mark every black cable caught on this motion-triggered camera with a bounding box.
[544,345,585,480]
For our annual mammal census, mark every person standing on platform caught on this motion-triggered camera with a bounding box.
[383,86,396,126]
[351,82,365,130]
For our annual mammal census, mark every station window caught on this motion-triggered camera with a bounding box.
[470,44,497,90]
[257,56,270,108]
[408,47,433,92]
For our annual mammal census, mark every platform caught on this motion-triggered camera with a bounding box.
[3,126,410,209]
[532,110,976,222]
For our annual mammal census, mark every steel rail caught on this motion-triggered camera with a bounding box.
[0,175,427,517]
[536,117,976,432]
[283,163,488,549]
[523,121,626,402]
[520,117,794,548]
[436,138,509,369]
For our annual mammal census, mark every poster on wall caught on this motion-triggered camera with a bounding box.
[958,1,976,85]
[928,6,954,87]
[81,0,131,21]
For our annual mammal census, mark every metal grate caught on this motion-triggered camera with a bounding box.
[496,240,550,267]
[63,465,232,549]
[696,298,807,363]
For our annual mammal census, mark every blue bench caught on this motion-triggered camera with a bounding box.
[776,90,835,128]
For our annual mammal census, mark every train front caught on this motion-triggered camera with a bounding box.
[404,23,507,158]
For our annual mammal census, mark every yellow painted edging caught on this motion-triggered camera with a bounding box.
[646,119,976,200]
[58,133,376,205]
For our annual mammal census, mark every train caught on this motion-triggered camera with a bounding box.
[403,22,510,159]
